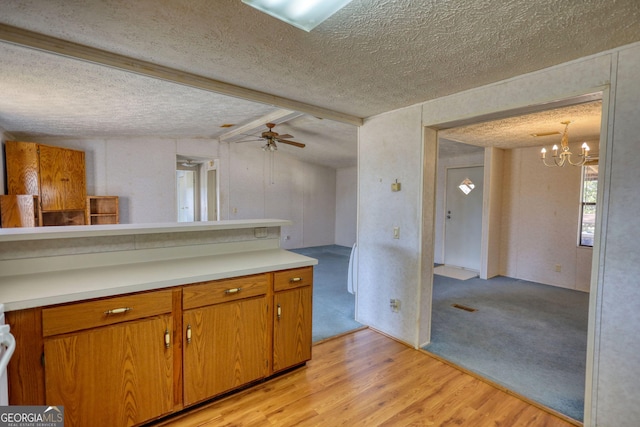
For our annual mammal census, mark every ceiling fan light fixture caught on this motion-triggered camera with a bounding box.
[263,141,277,152]
[241,0,354,32]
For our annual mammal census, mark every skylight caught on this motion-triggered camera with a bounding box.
[242,0,354,32]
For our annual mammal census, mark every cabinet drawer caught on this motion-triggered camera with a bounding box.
[183,273,268,310]
[42,289,173,337]
[274,267,313,292]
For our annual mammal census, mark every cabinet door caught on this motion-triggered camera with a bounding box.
[44,315,174,427]
[273,286,313,373]
[183,296,268,406]
[39,144,86,211]
[5,141,40,196]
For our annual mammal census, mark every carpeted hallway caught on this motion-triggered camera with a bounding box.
[424,274,589,421]
[290,245,363,342]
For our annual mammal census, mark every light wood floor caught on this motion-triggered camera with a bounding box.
[153,328,576,427]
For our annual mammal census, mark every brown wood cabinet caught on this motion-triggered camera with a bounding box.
[4,141,86,226]
[273,267,313,372]
[45,316,174,427]
[41,290,175,427]
[6,267,313,426]
[37,144,86,211]
[182,274,269,405]
[0,195,41,227]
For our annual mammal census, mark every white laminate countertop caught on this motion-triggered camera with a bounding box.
[0,219,291,242]
[0,248,317,311]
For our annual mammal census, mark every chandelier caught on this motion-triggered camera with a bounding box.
[540,121,590,167]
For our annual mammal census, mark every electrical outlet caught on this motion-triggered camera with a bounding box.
[390,299,401,312]
[555,264,562,272]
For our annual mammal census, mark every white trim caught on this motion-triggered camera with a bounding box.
[584,74,616,427]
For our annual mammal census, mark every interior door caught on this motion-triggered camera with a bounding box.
[444,166,484,271]
[176,169,196,222]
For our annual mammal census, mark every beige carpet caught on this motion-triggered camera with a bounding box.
[434,265,478,280]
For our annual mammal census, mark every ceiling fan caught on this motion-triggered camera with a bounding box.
[237,123,306,151]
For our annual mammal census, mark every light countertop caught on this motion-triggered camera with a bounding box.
[0,219,316,311]
[0,219,291,242]
[1,248,317,311]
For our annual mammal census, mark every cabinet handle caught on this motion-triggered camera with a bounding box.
[104,307,132,315]
[289,277,302,283]
[164,329,170,348]
[186,324,192,344]
[224,288,242,294]
[277,304,281,320]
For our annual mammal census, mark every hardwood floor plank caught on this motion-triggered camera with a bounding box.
[150,328,576,427]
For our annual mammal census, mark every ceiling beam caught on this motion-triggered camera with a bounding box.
[219,109,304,142]
[0,23,363,127]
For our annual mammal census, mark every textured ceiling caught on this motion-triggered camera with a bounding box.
[0,43,279,139]
[440,101,602,148]
[0,0,638,168]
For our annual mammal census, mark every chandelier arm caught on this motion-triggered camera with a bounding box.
[542,157,560,167]
[567,155,587,166]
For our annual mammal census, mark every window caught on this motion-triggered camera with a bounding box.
[579,164,598,247]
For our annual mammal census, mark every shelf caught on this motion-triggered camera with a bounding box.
[41,210,85,227]
[86,196,119,225]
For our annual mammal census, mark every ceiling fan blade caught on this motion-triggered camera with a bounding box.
[277,139,305,148]
[276,134,294,139]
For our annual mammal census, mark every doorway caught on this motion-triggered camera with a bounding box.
[424,95,604,422]
[176,156,219,222]
[177,167,198,222]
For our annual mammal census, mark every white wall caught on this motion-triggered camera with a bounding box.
[482,147,505,279]
[303,162,336,248]
[358,42,640,426]
[222,141,337,249]
[358,105,424,342]
[434,143,592,290]
[0,132,353,248]
[335,166,357,247]
[500,145,592,291]
[17,136,217,223]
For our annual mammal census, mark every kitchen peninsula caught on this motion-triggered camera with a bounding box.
[0,219,317,427]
